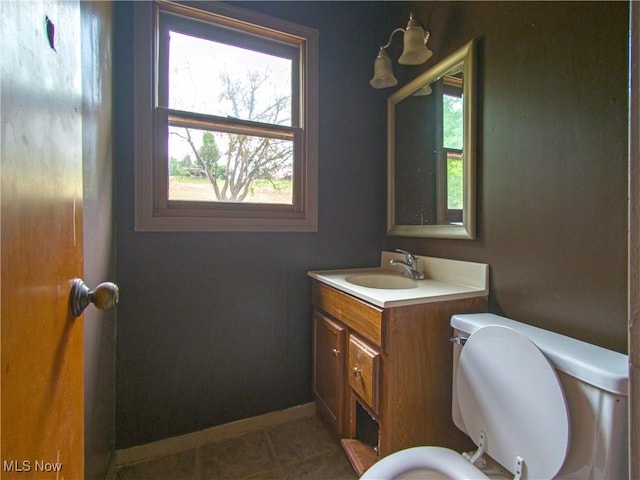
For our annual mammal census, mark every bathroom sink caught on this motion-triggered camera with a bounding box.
[308,252,489,307]
[345,273,418,290]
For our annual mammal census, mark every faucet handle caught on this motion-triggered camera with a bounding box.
[395,248,417,267]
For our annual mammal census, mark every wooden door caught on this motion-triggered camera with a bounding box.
[312,311,346,436]
[1,1,85,478]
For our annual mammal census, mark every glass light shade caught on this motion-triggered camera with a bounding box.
[413,83,432,96]
[398,24,433,65]
[370,48,398,89]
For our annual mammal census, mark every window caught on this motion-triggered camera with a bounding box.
[437,75,463,224]
[133,1,318,231]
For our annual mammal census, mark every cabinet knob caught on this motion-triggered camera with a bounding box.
[332,348,340,357]
[352,366,361,377]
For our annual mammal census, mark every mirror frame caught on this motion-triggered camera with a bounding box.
[387,40,476,239]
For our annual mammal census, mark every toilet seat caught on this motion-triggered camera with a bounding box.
[359,446,490,480]
[456,325,570,479]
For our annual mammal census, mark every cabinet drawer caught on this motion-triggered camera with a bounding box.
[348,335,380,414]
[312,281,383,347]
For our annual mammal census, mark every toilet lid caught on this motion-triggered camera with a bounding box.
[456,325,569,479]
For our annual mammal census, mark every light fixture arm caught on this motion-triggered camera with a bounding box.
[379,27,406,51]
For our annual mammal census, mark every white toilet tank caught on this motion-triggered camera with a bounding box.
[450,313,629,480]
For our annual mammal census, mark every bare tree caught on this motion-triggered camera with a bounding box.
[171,70,292,202]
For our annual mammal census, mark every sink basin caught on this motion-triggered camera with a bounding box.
[308,253,488,307]
[345,273,418,290]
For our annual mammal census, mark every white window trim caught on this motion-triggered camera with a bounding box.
[133,1,318,232]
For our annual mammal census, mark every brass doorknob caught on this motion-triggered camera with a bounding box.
[70,279,119,317]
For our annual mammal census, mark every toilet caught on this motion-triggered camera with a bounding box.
[361,313,629,480]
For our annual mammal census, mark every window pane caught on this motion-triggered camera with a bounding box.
[168,126,294,205]
[447,151,463,210]
[168,32,293,126]
[443,94,463,150]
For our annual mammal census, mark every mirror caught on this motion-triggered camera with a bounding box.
[387,40,476,239]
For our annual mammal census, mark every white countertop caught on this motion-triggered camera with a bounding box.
[308,252,489,308]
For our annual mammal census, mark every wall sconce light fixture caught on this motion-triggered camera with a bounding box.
[370,13,433,89]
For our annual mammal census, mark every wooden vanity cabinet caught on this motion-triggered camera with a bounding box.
[311,280,487,475]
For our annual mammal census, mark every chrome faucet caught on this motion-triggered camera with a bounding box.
[390,249,424,279]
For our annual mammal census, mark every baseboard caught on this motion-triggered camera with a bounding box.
[115,402,316,467]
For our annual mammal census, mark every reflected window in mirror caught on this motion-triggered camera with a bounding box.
[438,75,463,224]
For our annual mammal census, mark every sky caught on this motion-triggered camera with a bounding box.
[168,31,292,122]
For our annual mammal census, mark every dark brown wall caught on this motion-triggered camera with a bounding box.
[387,1,629,352]
[113,1,391,448]
[395,93,439,224]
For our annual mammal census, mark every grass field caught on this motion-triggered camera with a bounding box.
[169,177,293,204]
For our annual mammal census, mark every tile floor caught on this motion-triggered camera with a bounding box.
[116,415,359,480]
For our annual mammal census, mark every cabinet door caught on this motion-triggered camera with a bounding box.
[313,311,346,435]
